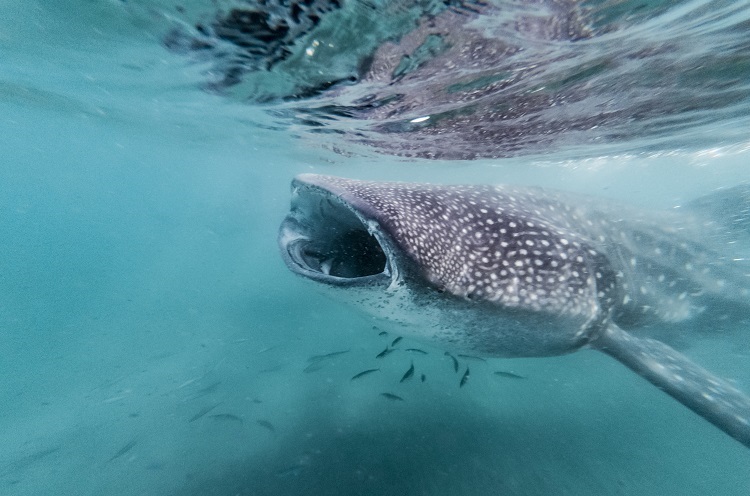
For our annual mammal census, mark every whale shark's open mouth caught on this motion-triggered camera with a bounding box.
[278,178,393,287]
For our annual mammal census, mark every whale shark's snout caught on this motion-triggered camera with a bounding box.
[278,175,395,288]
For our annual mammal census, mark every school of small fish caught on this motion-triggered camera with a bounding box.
[99,330,524,469]
[303,327,529,404]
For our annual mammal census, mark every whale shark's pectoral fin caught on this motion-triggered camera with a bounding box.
[592,324,750,448]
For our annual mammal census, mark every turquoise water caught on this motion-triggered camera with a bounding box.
[1,1,749,495]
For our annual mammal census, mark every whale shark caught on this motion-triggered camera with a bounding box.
[278,174,750,448]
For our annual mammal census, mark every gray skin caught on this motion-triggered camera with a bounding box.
[278,174,750,448]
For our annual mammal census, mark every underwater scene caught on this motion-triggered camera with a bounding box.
[1,1,750,494]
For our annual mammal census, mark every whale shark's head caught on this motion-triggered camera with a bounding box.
[278,174,617,357]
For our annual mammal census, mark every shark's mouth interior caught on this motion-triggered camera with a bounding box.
[280,188,390,283]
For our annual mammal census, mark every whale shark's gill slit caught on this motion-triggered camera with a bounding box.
[284,190,388,281]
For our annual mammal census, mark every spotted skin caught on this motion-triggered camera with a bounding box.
[279,174,750,448]
[298,176,749,326]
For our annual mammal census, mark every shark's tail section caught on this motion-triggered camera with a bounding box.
[592,324,750,448]
[685,183,750,236]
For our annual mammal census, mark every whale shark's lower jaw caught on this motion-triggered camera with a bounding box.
[278,180,394,288]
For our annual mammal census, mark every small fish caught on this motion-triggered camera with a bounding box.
[445,352,459,372]
[176,377,201,390]
[376,346,395,359]
[3,446,61,477]
[189,402,222,422]
[405,348,428,355]
[20,446,61,466]
[351,368,380,380]
[103,395,128,404]
[400,362,415,383]
[197,381,222,395]
[380,392,405,401]
[257,419,276,433]
[460,367,470,387]
[494,371,527,379]
[458,354,487,362]
[183,380,222,402]
[378,331,388,336]
[31,446,61,461]
[421,374,426,382]
[209,413,244,424]
[307,350,350,362]
[303,361,326,373]
[108,439,137,462]
[391,336,403,347]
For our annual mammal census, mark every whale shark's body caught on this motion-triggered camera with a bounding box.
[278,174,750,448]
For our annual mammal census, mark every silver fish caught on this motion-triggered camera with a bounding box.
[494,371,527,380]
[351,368,380,380]
[308,350,350,362]
[376,346,395,359]
[108,439,137,462]
[189,402,222,422]
[444,352,459,373]
[400,362,415,383]
[380,392,405,401]
[460,367,470,388]
[209,413,244,424]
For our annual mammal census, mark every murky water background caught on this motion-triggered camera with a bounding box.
[1,1,749,495]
